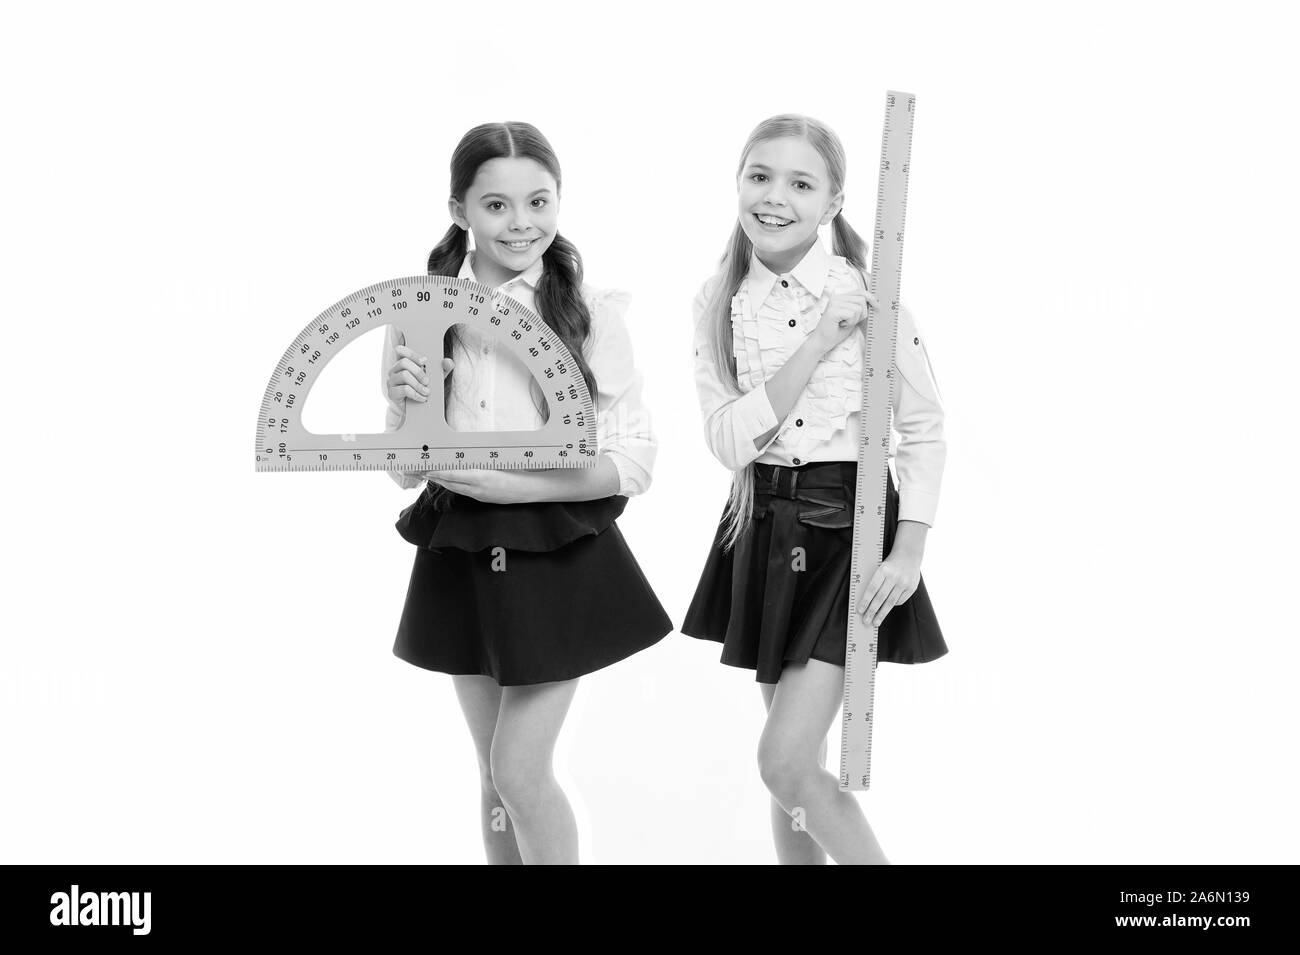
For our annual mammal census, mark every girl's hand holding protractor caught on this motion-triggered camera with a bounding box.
[386,344,454,405]
[417,467,524,504]
[387,343,530,501]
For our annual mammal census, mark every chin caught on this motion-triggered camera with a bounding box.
[746,230,792,253]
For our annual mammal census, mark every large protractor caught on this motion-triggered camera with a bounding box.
[254,275,597,475]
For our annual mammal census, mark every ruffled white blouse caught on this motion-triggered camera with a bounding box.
[383,251,657,497]
[692,237,948,527]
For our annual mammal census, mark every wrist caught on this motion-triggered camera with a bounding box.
[802,332,834,359]
[891,519,928,559]
[512,470,540,504]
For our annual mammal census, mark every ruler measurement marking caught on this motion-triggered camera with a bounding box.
[838,90,917,792]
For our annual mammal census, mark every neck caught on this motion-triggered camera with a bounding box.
[755,235,816,276]
[468,250,524,288]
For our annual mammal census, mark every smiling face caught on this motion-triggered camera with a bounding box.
[449,156,559,287]
[737,136,843,274]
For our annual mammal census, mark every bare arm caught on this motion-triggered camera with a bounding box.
[515,456,621,503]
[751,337,827,450]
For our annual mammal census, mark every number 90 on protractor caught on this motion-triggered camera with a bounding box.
[253,274,599,476]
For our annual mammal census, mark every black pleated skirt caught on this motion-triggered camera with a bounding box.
[392,483,673,686]
[681,460,947,684]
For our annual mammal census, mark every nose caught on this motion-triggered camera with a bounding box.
[508,207,531,232]
[762,185,788,207]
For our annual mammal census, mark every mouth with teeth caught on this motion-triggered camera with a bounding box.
[754,213,794,229]
[500,237,540,251]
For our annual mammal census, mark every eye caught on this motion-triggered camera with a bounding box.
[530,197,548,208]
[749,173,768,183]
[486,201,505,212]
[793,180,812,191]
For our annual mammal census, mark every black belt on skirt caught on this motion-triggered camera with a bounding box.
[751,460,858,530]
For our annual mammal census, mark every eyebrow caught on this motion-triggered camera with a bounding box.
[746,163,822,182]
[479,189,553,200]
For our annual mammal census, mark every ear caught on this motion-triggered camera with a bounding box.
[822,191,845,225]
[447,196,469,231]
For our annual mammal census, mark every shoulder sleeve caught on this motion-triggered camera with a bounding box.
[890,300,946,526]
[583,287,656,497]
[692,274,784,470]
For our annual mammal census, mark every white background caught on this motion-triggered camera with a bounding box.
[3,0,1297,864]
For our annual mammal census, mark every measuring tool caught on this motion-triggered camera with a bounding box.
[253,275,598,475]
[839,90,917,792]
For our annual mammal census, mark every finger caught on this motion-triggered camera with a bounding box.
[396,356,430,380]
[856,573,881,620]
[861,586,884,624]
[393,370,430,399]
[425,469,469,485]
[396,383,425,401]
[871,581,906,627]
[396,345,431,367]
[861,568,897,623]
[441,357,455,378]
[397,368,431,391]
[387,356,425,380]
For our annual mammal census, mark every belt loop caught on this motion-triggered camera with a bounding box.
[770,463,800,499]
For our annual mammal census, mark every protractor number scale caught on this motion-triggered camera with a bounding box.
[253,275,598,475]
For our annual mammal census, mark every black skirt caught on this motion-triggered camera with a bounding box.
[392,483,673,686]
[681,460,947,684]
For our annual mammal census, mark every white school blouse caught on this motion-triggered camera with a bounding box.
[691,237,947,527]
[382,251,657,497]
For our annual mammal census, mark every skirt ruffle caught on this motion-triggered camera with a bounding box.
[395,482,627,553]
[681,460,947,684]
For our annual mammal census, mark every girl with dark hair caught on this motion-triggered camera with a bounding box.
[381,121,671,864]
[682,114,949,864]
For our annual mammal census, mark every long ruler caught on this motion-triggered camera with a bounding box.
[254,275,598,475]
[839,90,917,792]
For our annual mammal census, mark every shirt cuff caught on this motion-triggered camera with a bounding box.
[897,487,939,528]
[752,381,782,443]
[388,469,425,491]
[604,449,651,497]
[712,381,782,467]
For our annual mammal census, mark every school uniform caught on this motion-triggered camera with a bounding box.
[382,250,672,686]
[681,237,948,684]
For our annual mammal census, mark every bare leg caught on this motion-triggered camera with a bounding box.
[451,675,523,865]
[757,660,890,865]
[760,682,829,865]
[490,678,580,864]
